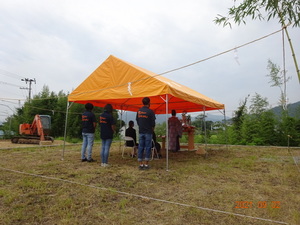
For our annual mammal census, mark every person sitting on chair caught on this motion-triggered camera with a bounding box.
[125,120,138,157]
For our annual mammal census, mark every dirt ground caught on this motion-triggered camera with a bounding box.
[0,139,67,149]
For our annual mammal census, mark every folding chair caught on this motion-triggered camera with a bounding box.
[151,139,160,160]
[122,136,136,158]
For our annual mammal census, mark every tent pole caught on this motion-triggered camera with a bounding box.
[62,101,73,160]
[166,94,169,171]
[119,110,124,153]
[223,108,228,150]
[203,106,207,151]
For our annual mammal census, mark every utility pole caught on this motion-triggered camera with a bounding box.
[21,78,36,102]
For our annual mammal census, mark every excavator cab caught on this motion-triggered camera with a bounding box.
[40,115,51,136]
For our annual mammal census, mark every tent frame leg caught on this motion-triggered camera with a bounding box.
[62,101,73,160]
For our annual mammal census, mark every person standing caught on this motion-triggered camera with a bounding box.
[136,97,156,170]
[81,103,97,162]
[99,104,116,167]
[168,109,182,152]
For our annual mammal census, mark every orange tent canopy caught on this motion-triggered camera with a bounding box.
[68,55,224,114]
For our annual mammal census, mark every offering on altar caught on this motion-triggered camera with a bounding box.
[181,111,187,126]
[181,111,191,126]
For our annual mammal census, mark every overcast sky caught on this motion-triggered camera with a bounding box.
[0,0,299,122]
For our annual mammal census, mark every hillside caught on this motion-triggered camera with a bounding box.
[271,101,300,118]
[121,111,228,124]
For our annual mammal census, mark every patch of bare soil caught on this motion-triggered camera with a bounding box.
[0,139,67,149]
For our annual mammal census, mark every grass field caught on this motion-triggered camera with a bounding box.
[0,141,299,225]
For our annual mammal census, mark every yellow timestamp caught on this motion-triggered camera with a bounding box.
[234,201,280,209]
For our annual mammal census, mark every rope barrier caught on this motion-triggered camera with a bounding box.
[287,135,300,173]
[0,167,289,224]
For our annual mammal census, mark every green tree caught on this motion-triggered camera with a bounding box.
[20,85,57,122]
[259,111,278,145]
[214,0,300,82]
[51,91,68,137]
[155,121,166,137]
[192,114,212,131]
[277,112,300,146]
[4,86,122,141]
[267,59,290,111]
[240,114,260,145]
[67,103,85,139]
[1,115,14,138]
[230,95,249,144]
[249,93,269,115]
[228,93,278,145]
[240,94,278,145]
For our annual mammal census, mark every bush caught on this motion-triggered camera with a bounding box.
[194,134,203,143]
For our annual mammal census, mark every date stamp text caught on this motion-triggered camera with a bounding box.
[235,201,280,209]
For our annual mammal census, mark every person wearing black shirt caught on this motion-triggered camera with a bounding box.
[81,103,96,162]
[136,97,156,170]
[125,120,138,157]
[99,104,116,167]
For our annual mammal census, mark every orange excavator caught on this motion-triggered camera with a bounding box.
[11,114,54,145]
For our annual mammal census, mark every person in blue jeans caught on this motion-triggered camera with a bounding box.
[99,104,116,167]
[81,103,97,162]
[136,97,156,170]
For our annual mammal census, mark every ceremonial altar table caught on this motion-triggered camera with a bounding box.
[180,125,196,151]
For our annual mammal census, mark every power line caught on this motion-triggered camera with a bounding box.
[0,81,25,88]
[0,97,26,101]
[0,98,80,116]
[0,69,26,80]
[0,70,35,100]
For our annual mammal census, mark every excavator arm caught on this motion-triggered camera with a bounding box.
[30,115,46,141]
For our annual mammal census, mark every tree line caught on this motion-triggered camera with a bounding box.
[1,86,124,142]
[225,94,300,146]
[1,86,299,146]
[133,92,300,147]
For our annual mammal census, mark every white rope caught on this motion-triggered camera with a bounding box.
[289,151,300,173]
[0,167,289,225]
[287,136,300,173]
